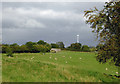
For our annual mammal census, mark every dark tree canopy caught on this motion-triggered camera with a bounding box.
[56,42,65,49]
[10,43,20,53]
[25,41,36,52]
[70,43,82,51]
[82,45,90,52]
[84,1,120,66]
[20,45,28,53]
[51,43,59,48]
[37,40,47,45]
[6,47,13,57]
[2,40,51,54]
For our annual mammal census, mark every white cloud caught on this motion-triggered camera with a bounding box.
[10,7,83,20]
[37,9,83,20]
[24,19,45,28]
[3,7,84,29]
[3,7,46,29]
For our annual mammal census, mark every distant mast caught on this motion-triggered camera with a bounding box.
[77,35,79,43]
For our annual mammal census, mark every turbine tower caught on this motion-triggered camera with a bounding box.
[77,35,79,43]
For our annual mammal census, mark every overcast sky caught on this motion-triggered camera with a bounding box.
[2,2,105,47]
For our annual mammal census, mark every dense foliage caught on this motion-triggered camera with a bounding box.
[84,1,120,66]
[70,43,82,51]
[56,42,65,49]
[6,46,13,57]
[51,42,65,49]
[51,43,59,48]
[2,41,93,55]
[2,41,66,54]
[67,43,91,52]
[2,40,51,54]
[82,45,90,52]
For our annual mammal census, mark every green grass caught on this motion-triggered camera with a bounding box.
[2,51,119,82]
[0,53,2,83]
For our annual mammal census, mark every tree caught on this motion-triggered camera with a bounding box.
[45,43,51,52]
[0,44,1,53]
[6,47,13,57]
[89,46,96,52]
[70,43,81,51]
[39,45,47,55]
[32,45,41,53]
[25,41,36,52]
[84,2,120,66]
[82,45,90,52]
[33,44,51,54]
[51,43,59,48]
[20,45,29,53]
[96,44,104,51]
[10,43,18,46]
[37,40,47,45]
[2,44,9,53]
[56,42,65,49]
[10,43,20,53]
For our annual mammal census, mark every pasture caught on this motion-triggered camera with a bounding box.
[2,51,119,82]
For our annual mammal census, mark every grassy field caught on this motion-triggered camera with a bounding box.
[2,51,119,82]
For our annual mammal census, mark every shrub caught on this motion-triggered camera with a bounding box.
[82,45,90,52]
[6,47,13,57]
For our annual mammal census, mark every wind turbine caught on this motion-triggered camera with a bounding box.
[77,35,79,43]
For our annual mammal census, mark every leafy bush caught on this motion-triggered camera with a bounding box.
[90,47,96,52]
[82,45,90,52]
[6,47,13,57]
[37,40,47,45]
[51,43,59,48]
[67,43,82,51]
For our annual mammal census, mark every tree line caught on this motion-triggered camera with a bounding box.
[2,40,51,54]
[2,41,66,54]
[67,43,91,52]
[2,40,97,54]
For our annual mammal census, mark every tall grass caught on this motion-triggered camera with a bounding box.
[2,51,119,82]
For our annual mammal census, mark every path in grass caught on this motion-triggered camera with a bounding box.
[2,51,119,82]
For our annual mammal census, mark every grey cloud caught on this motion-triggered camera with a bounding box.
[2,2,103,46]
